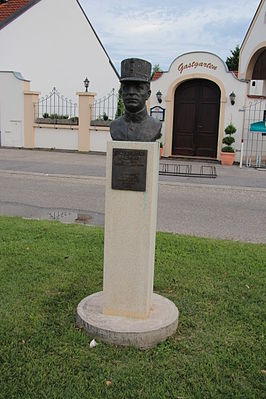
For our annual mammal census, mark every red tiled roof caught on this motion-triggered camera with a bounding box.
[0,0,31,23]
[152,71,163,81]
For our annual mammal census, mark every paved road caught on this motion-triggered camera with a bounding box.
[0,148,266,188]
[0,148,265,243]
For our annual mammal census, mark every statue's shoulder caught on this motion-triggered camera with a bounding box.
[111,115,125,124]
[110,116,125,129]
[147,116,162,136]
[148,115,162,128]
[110,116,127,140]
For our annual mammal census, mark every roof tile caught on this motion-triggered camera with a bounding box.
[152,71,163,81]
[0,0,31,23]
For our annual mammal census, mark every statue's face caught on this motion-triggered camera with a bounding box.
[122,81,151,113]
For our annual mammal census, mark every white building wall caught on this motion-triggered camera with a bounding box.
[248,80,265,96]
[0,0,119,101]
[35,127,78,150]
[239,0,266,79]
[0,71,26,147]
[34,126,111,152]
[90,128,111,152]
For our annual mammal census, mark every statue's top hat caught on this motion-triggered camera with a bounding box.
[120,58,151,82]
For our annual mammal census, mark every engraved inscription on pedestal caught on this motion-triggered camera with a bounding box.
[112,148,147,191]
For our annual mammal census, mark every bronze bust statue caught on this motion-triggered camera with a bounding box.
[110,58,162,142]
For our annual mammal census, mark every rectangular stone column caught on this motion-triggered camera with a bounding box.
[77,92,96,152]
[103,141,159,319]
[24,91,40,148]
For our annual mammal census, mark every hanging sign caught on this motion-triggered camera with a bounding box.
[250,121,266,134]
[150,106,165,121]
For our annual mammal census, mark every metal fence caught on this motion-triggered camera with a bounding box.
[90,88,124,125]
[34,87,78,125]
[242,98,266,167]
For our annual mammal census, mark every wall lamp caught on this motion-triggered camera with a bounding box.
[84,77,90,92]
[156,90,162,103]
[229,91,236,105]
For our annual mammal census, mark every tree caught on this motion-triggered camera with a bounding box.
[226,45,240,71]
[115,85,124,119]
[151,64,162,79]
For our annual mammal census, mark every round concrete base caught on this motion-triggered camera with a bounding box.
[76,291,179,349]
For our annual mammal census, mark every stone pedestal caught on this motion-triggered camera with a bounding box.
[77,292,178,349]
[103,141,159,319]
[77,141,179,348]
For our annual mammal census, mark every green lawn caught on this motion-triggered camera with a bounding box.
[0,216,265,399]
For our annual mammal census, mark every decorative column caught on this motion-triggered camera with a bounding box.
[77,92,96,152]
[24,91,40,148]
[164,96,173,157]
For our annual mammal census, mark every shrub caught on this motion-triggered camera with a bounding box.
[222,123,236,153]
[70,116,79,123]
[44,113,70,120]
[222,136,235,146]
[221,146,235,152]
[224,123,237,135]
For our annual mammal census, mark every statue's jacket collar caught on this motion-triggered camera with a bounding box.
[124,107,148,123]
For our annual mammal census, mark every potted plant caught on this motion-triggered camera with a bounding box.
[159,141,164,159]
[220,123,237,165]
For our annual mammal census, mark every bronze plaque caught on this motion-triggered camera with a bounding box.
[112,148,147,191]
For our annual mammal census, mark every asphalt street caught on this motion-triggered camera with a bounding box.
[0,148,265,243]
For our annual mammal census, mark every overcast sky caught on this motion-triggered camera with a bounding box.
[79,0,260,73]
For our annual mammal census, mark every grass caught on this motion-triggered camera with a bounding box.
[0,216,265,399]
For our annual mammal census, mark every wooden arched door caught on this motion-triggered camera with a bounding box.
[172,79,221,157]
